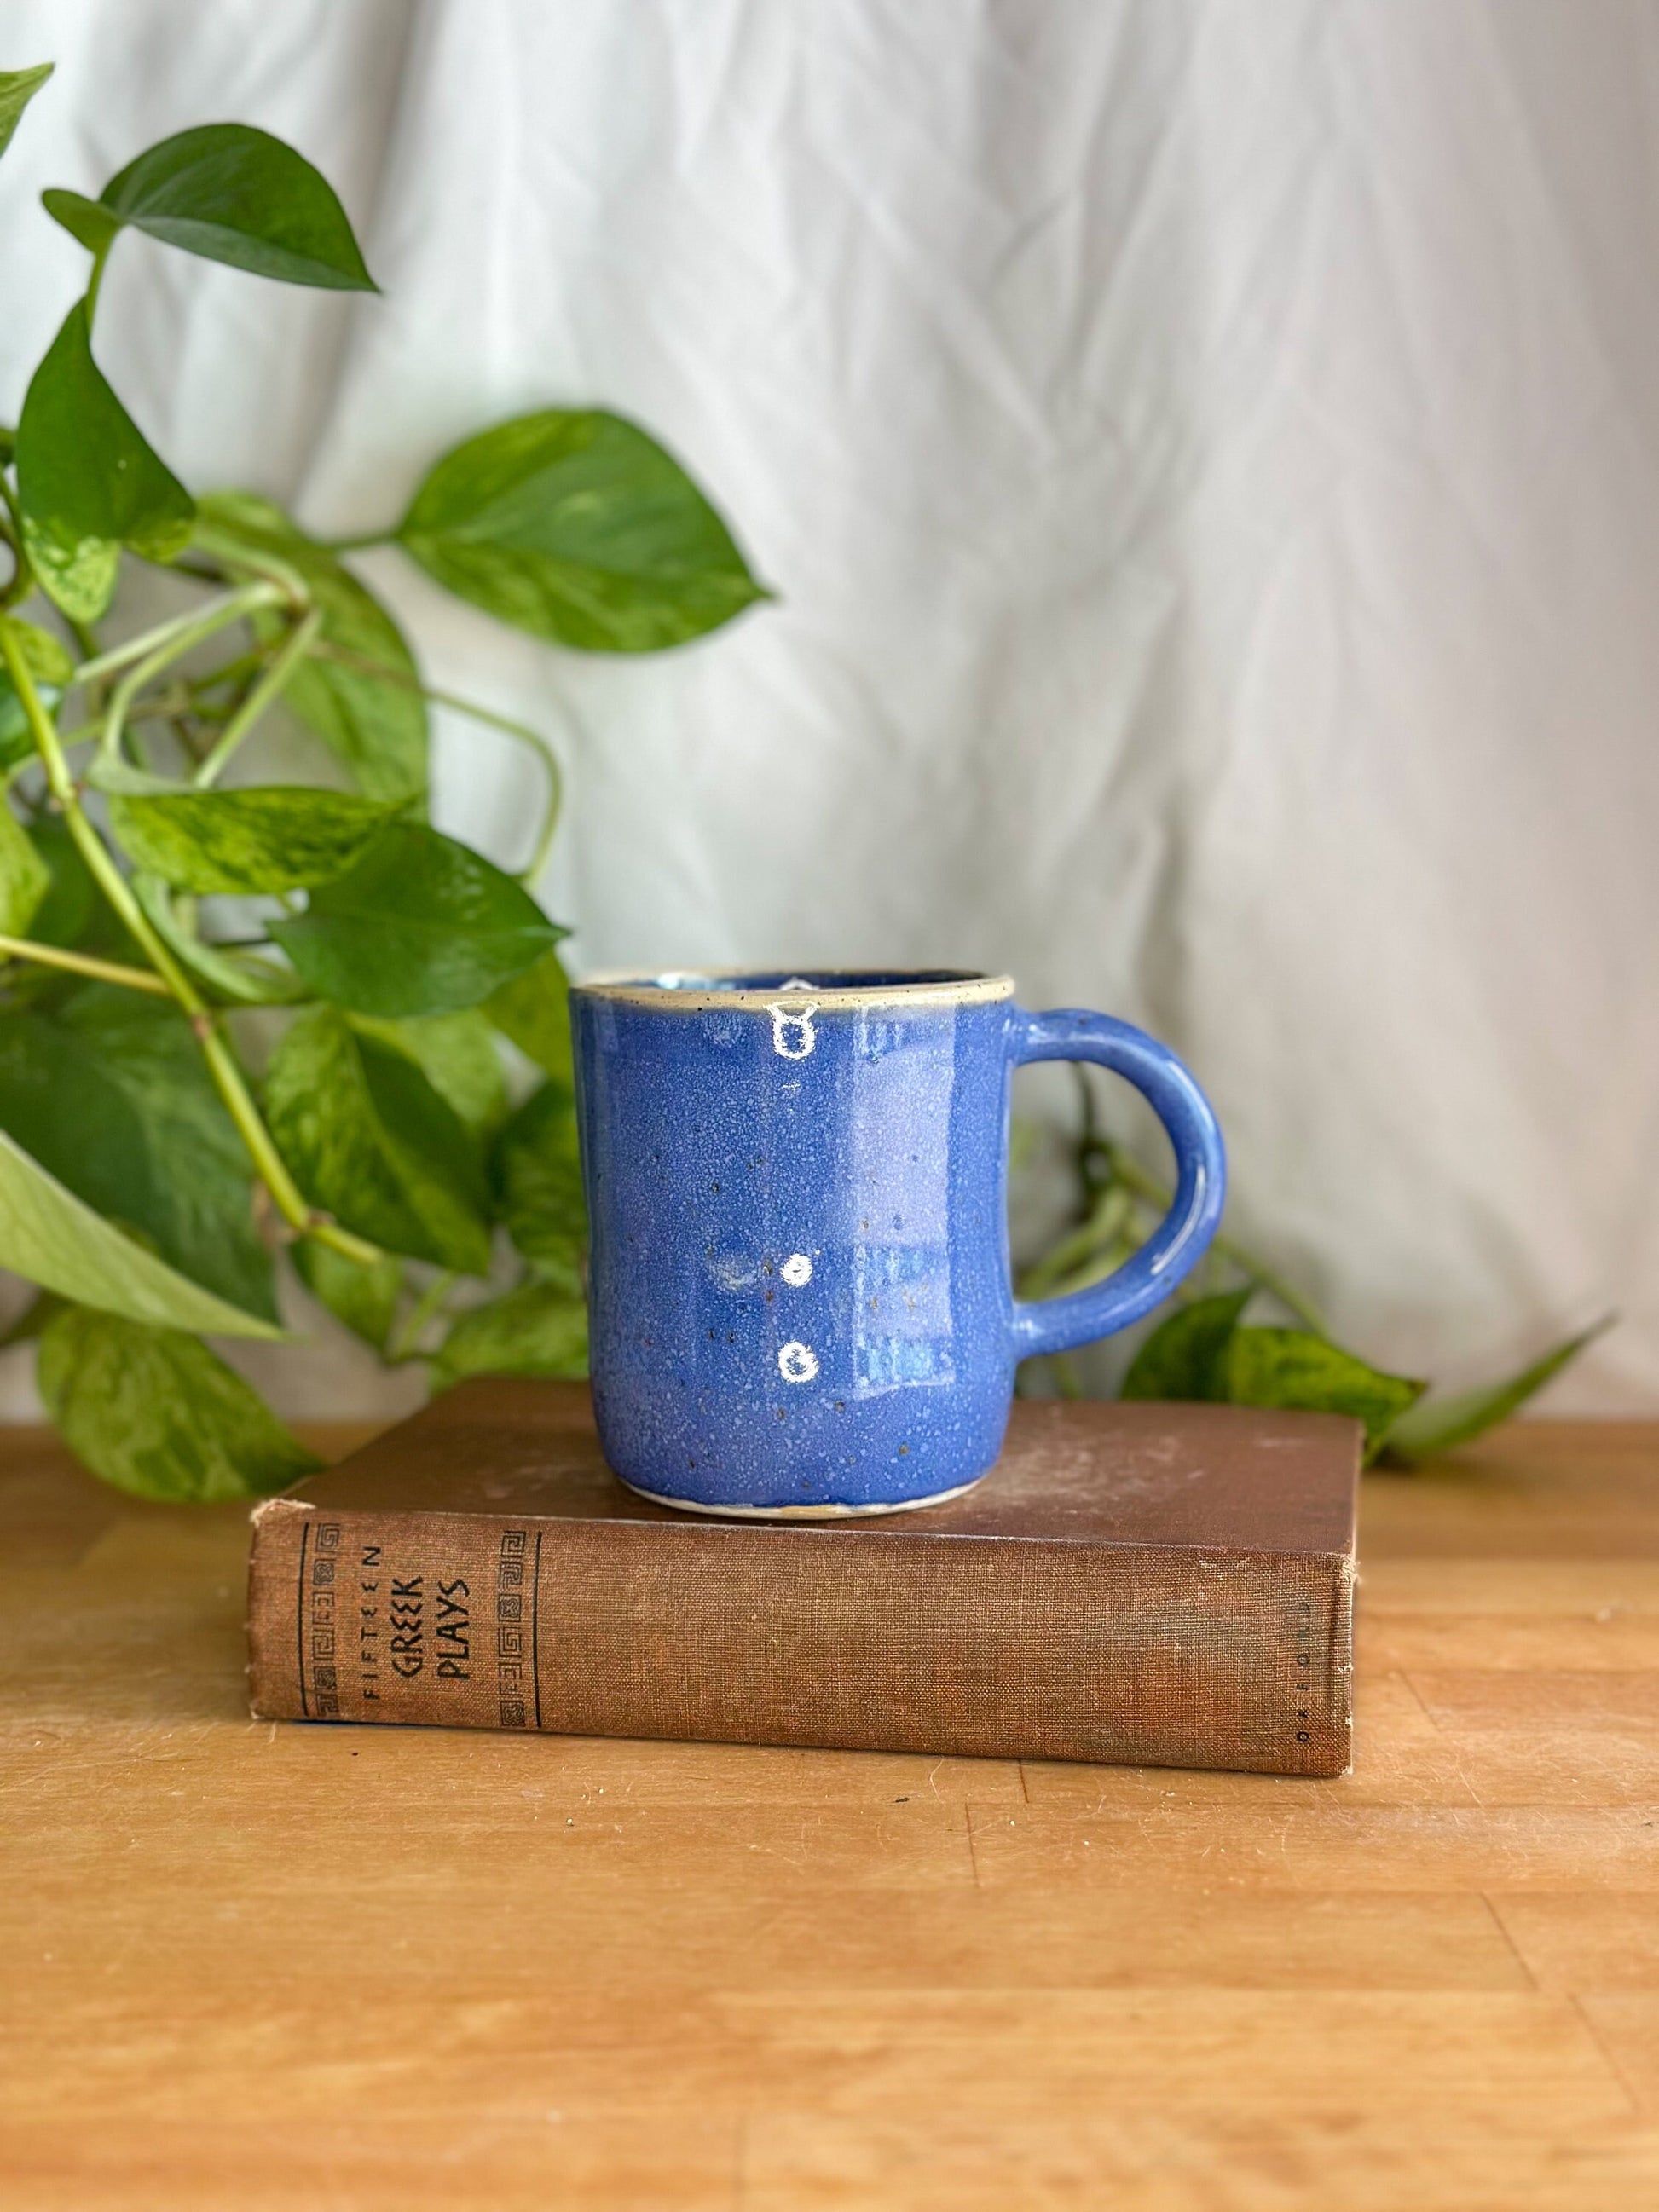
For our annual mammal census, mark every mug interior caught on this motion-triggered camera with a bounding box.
[643,968,981,991]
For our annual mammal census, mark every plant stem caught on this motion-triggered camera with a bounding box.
[84,242,112,325]
[188,523,310,608]
[310,642,564,881]
[1208,1233,1327,1332]
[320,530,392,553]
[69,596,263,690]
[0,933,171,995]
[1026,1238,1140,1308]
[97,586,281,778]
[1098,1137,1328,1332]
[427,680,564,881]
[1015,1182,1135,1302]
[0,473,30,609]
[187,646,268,696]
[194,608,321,787]
[386,1270,456,1364]
[0,614,382,1272]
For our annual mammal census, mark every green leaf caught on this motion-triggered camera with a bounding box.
[38,1308,318,1501]
[59,987,280,1319]
[484,944,574,1084]
[270,823,563,1017]
[131,872,303,1005]
[431,1281,588,1391]
[15,301,194,622]
[0,618,74,690]
[0,690,46,773]
[397,410,767,652]
[14,817,144,987]
[0,63,52,159]
[0,1126,280,1337]
[350,1009,507,1139]
[20,816,96,954]
[109,787,398,894]
[490,1080,586,1295]
[41,188,120,257]
[0,991,278,1320]
[1225,1327,1425,1460]
[292,1238,402,1354]
[195,494,427,805]
[0,621,76,772]
[1120,1288,1253,1402]
[1378,1319,1614,1466]
[0,806,50,934]
[90,124,376,291]
[265,1006,491,1273]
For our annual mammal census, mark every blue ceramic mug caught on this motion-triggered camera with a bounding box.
[570,971,1225,1517]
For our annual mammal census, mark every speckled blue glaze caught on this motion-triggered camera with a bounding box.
[571,972,1225,1516]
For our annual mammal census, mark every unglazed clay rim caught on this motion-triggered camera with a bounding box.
[575,968,1015,1013]
[615,1473,984,1520]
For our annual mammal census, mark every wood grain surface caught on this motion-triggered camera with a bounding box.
[3,1418,1657,2209]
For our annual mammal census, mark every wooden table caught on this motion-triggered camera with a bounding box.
[3,1419,1658,2209]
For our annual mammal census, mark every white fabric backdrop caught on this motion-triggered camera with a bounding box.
[1,0,1655,1415]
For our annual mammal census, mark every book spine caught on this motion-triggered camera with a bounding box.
[248,1500,1353,1776]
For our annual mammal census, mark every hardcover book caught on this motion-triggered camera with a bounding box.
[247,1378,1360,1776]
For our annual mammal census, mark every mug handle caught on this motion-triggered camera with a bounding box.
[1007,1007,1227,1361]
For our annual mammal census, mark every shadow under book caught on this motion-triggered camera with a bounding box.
[246,1379,1359,1777]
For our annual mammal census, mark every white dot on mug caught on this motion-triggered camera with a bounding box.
[781,1253,813,1287]
[777,1341,819,1383]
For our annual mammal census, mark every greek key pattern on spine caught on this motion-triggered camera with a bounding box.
[496,1528,529,1727]
[309,1522,342,1718]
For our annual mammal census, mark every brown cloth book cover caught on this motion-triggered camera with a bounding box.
[247,1379,1360,1776]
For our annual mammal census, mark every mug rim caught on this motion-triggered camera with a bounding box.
[573,967,1015,1012]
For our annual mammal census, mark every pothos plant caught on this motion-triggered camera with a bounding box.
[0,67,1598,1507]
[0,66,766,1500]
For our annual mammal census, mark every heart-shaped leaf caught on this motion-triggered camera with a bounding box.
[1225,1327,1425,1459]
[397,410,767,652]
[0,991,277,1320]
[265,1006,491,1273]
[72,124,376,290]
[1378,1319,1613,1465]
[0,1125,280,1336]
[0,63,51,160]
[490,1080,586,1295]
[292,1239,402,1354]
[110,787,398,894]
[15,301,194,621]
[1120,1288,1252,1402]
[0,806,50,935]
[195,494,427,805]
[484,944,574,1084]
[350,1010,507,1139]
[431,1281,588,1391]
[269,823,563,1017]
[38,1307,319,1501]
